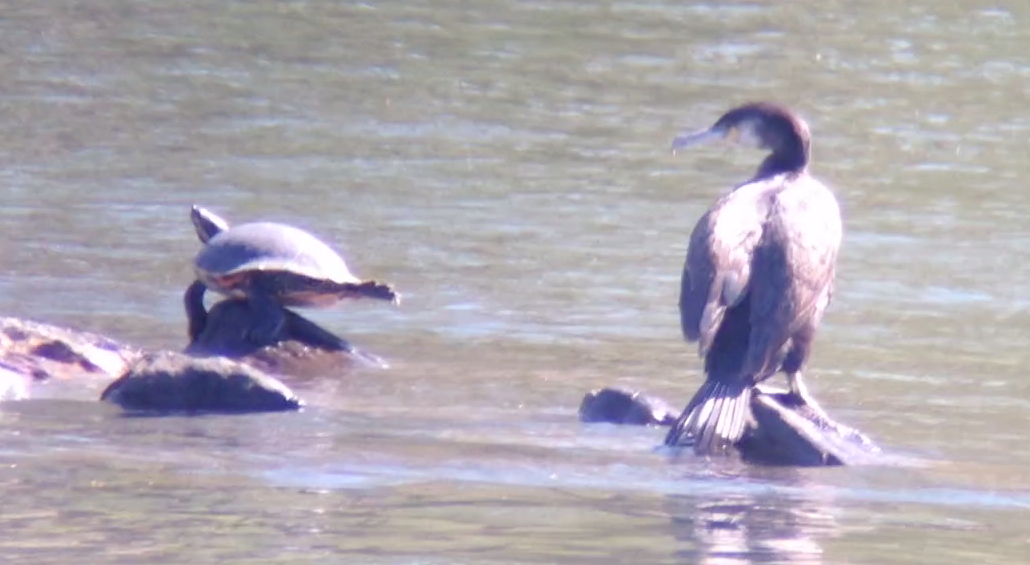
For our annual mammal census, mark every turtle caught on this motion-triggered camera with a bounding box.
[184,205,400,345]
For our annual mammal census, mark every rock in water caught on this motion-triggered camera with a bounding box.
[663,385,881,466]
[0,316,141,383]
[0,316,142,400]
[736,389,881,466]
[101,351,302,413]
[581,383,881,466]
[579,387,677,426]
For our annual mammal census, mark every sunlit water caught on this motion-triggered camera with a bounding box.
[2,0,1030,563]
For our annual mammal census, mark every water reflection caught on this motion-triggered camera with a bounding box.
[665,468,839,564]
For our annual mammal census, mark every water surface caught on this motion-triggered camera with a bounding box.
[2,1,1029,563]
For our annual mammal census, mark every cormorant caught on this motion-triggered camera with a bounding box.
[663,102,842,454]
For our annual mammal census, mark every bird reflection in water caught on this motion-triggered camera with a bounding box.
[663,468,840,564]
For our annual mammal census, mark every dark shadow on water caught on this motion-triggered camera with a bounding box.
[663,466,841,564]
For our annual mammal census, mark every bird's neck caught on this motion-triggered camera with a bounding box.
[756,150,808,178]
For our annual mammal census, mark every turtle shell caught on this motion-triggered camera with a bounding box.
[193,222,361,307]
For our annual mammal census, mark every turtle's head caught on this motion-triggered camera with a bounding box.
[672,102,811,175]
[190,205,230,244]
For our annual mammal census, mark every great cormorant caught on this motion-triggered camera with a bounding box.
[664,102,842,454]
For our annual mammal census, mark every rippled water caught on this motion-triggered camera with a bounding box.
[2,0,1030,563]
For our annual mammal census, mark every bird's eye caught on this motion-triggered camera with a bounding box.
[735,123,765,149]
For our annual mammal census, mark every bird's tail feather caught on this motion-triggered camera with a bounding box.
[664,379,751,454]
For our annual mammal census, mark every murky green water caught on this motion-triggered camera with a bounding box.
[2,0,1030,563]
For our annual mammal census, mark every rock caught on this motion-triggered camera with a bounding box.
[100,351,303,414]
[664,385,881,467]
[185,298,388,377]
[579,387,677,426]
[0,316,142,397]
[737,388,881,466]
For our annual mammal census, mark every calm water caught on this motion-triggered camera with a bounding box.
[2,0,1030,563]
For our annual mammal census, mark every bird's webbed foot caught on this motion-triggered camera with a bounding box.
[786,372,829,418]
[786,372,865,438]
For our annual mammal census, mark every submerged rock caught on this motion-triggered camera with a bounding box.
[579,387,677,426]
[0,316,142,398]
[185,298,388,377]
[101,351,302,414]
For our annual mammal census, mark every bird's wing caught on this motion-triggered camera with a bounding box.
[743,177,842,379]
[679,186,767,356]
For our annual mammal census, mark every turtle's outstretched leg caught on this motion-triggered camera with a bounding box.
[184,280,209,342]
[283,311,350,350]
[243,284,287,347]
[282,309,389,368]
[337,280,401,304]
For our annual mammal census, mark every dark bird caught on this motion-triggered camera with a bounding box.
[664,102,842,454]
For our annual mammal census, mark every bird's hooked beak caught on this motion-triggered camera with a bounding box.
[671,120,762,154]
[671,127,726,154]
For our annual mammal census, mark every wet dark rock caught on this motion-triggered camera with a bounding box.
[737,388,880,466]
[185,298,388,378]
[0,316,142,396]
[584,382,881,467]
[665,385,881,467]
[579,387,677,426]
[101,351,302,414]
